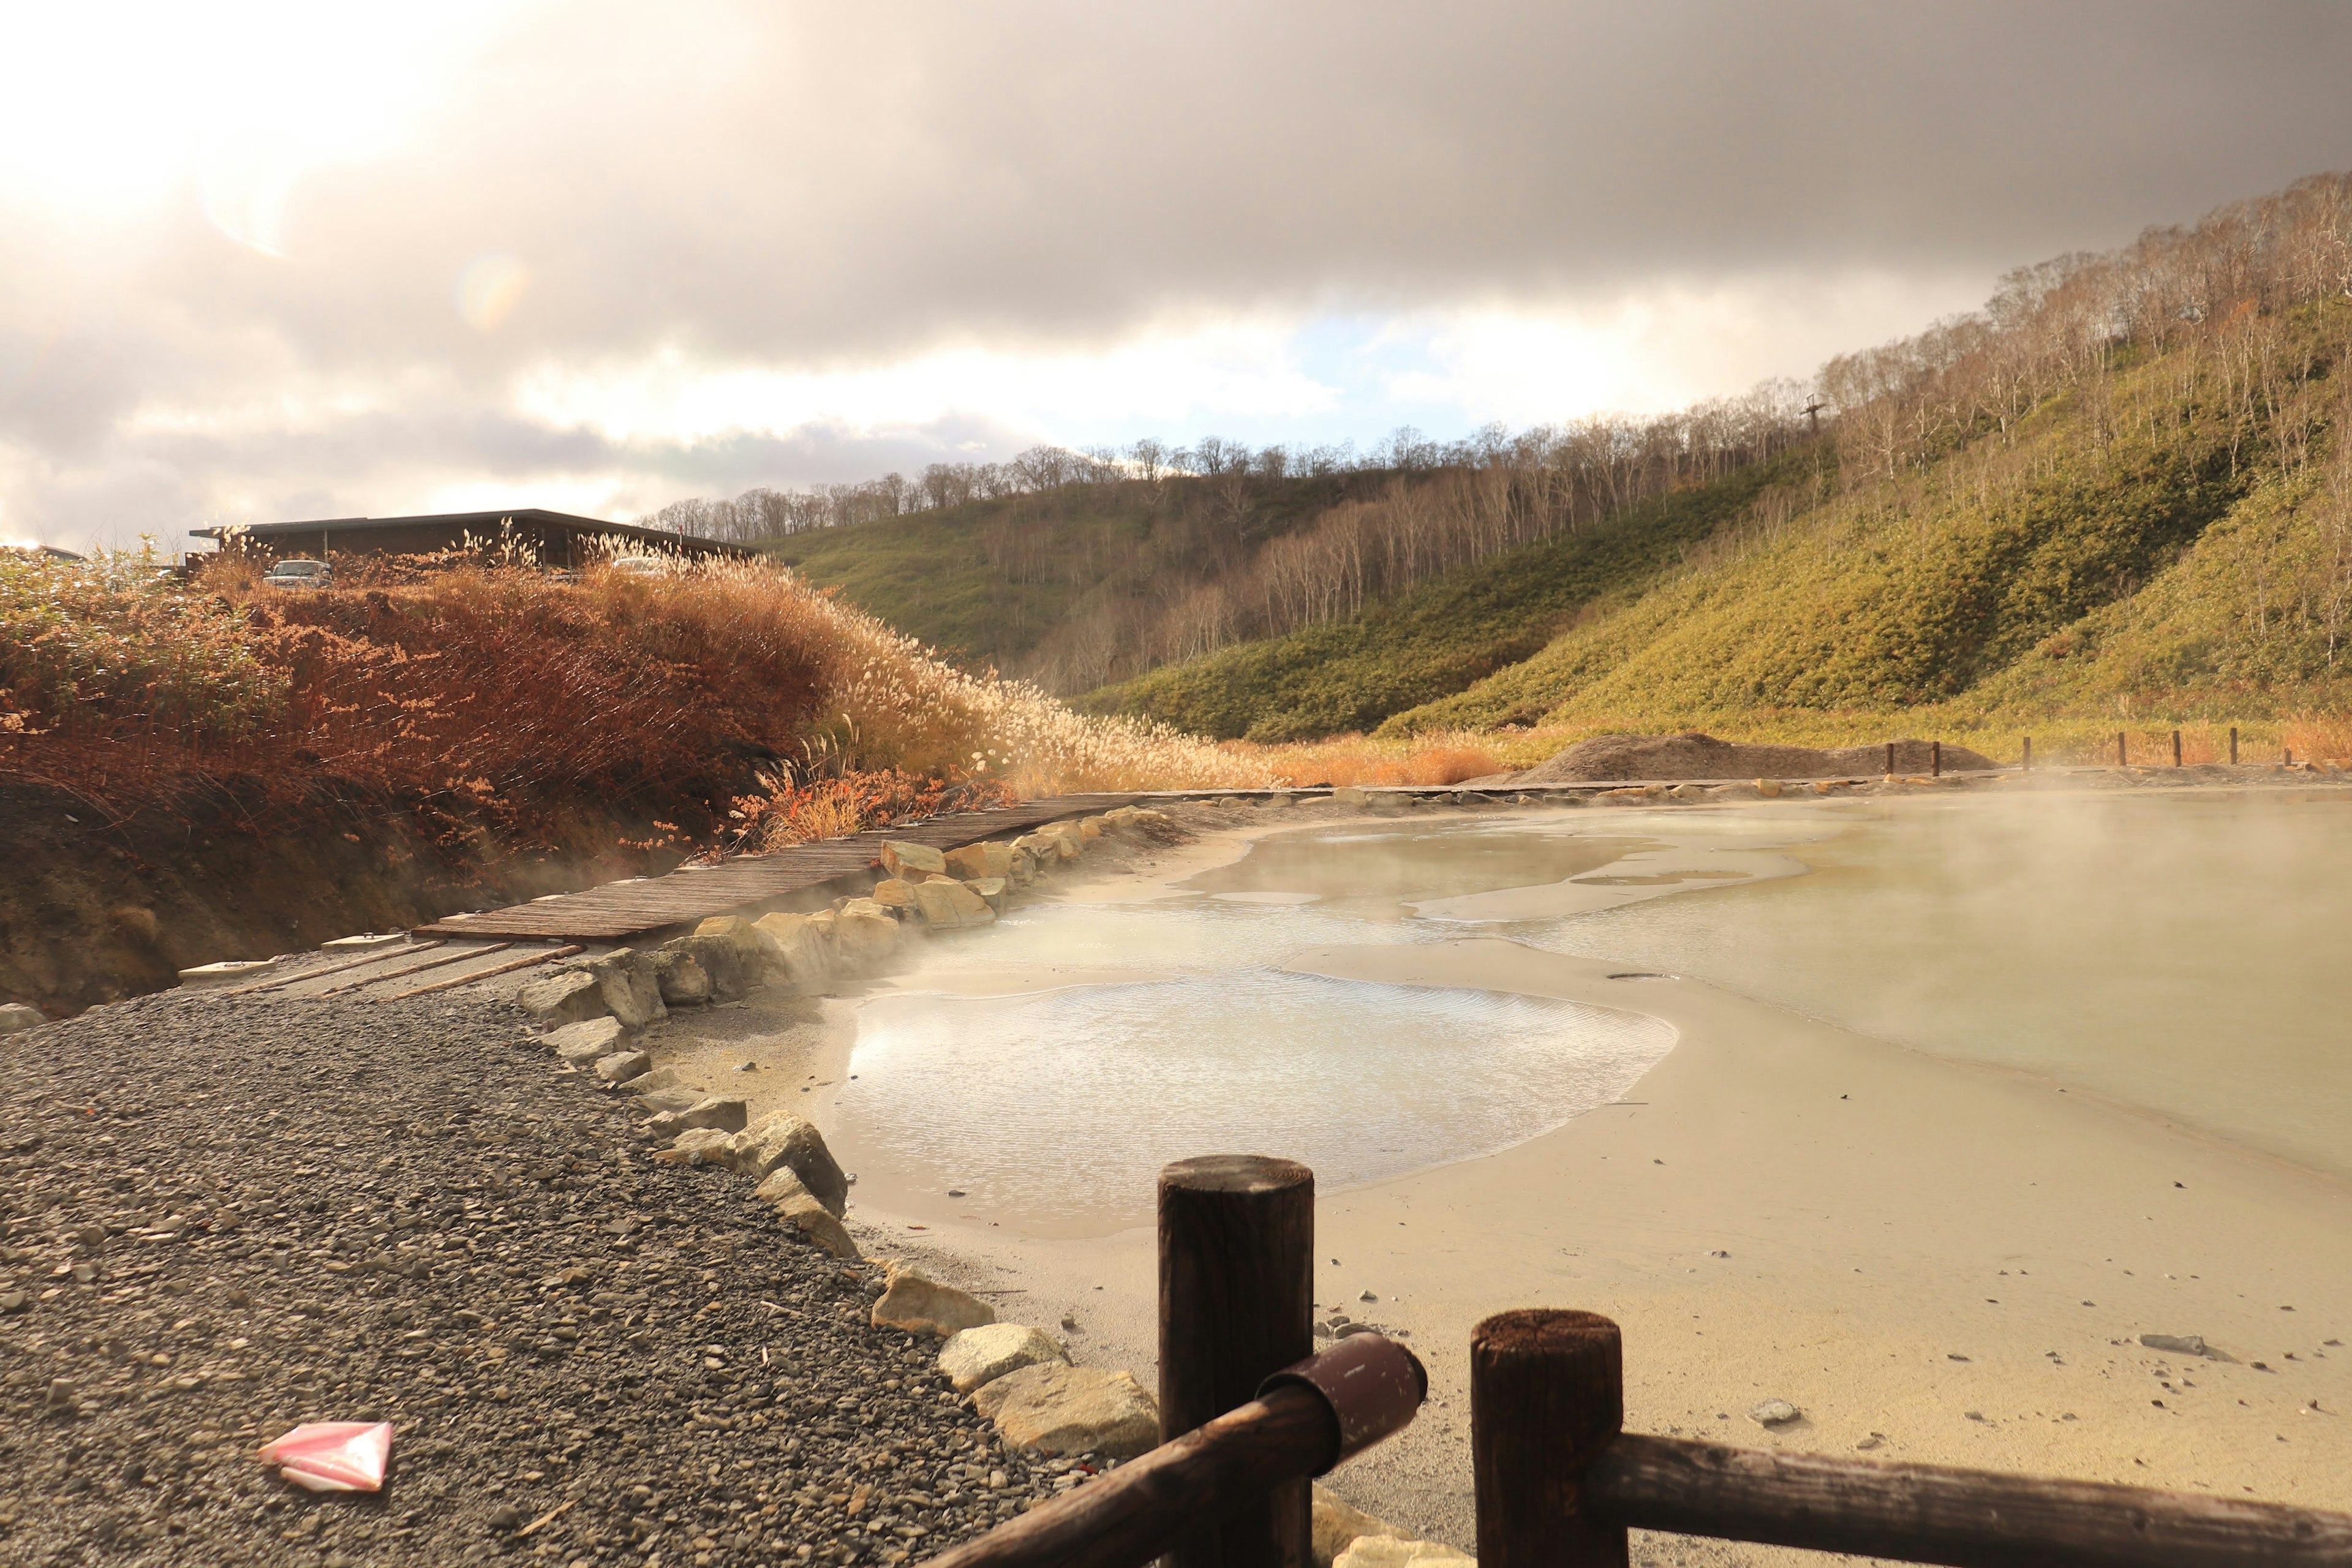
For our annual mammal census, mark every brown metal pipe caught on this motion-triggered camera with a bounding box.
[1584,1432,2352,1568]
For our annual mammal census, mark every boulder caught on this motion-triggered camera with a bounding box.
[646,1096,747,1137]
[654,1127,735,1166]
[873,1268,997,1336]
[1006,848,1039,887]
[576,949,666,1028]
[0,1003,41,1035]
[965,876,1008,913]
[1333,1539,1474,1568]
[945,841,1014,880]
[636,1086,704,1115]
[970,1362,1158,1458]
[1312,1485,1405,1568]
[622,1068,691,1098]
[753,1166,859,1255]
[1755,778,1784,798]
[518,970,607,1025]
[651,948,712,1006]
[592,1050,652,1084]
[870,878,919,913]
[752,1166,814,1204]
[663,932,756,1002]
[753,912,834,993]
[914,878,995,928]
[726,1113,849,1213]
[938,1323,1067,1395]
[547,1016,629,1066]
[778,1193,859,1258]
[1079,816,1103,841]
[833,905,901,964]
[1332,786,1373,807]
[1012,828,1079,864]
[879,840,949,880]
[693,914,766,965]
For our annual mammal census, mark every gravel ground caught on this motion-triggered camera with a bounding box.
[0,989,1066,1567]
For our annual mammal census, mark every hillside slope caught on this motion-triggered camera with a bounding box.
[766,471,1370,681]
[1076,452,1815,740]
[1386,303,2345,734]
[1072,178,2352,743]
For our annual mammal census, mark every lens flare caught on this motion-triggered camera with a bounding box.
[455,252,530,331]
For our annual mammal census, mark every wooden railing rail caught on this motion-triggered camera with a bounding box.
[1586,1433,2352,1568]
[924,1155,1424,1568]
[1472,1308,2352,1568]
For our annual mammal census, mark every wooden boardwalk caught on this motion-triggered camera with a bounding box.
[414,793,1147,943]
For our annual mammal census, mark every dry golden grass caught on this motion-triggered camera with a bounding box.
[2,550,1268,835]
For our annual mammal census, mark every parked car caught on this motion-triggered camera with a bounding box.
[608,555,667,576]
[263,559,331,588]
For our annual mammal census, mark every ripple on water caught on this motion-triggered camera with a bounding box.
[832,969,1675,1235]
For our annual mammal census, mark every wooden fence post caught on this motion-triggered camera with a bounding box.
[2116,731,2127,767]
[2021,736,2032,772]
[1930,740,1940,777]
[2231,726,2240,764]
[2173,729,2183,767]
[1158,1155,1316,1568]
[1884,741,1894,775]
[1473,1310,1629,1568]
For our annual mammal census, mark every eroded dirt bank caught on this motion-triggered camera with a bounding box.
[0,778,686,1019]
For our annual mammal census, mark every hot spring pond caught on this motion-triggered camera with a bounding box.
[825,790,2352,1235]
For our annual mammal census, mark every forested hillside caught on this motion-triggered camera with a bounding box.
[665,173,2352,745]
[1382,177,2352,736]
[684,415,1801,694]
[1094,174,2352,740]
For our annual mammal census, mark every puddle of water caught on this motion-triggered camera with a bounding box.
[831,970,1673,1237]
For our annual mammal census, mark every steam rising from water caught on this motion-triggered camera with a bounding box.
[1517,790,2352,1180]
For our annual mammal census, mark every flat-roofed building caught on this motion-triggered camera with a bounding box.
[190,508,755,567]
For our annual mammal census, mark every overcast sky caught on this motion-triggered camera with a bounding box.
[6,1,2352,552]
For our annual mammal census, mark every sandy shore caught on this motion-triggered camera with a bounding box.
[647,798,2352,1558]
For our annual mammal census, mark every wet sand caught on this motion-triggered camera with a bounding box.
[650,799,2352,1556]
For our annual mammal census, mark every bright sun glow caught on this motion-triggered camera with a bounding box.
[0,2,536,242]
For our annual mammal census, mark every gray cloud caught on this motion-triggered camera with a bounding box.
[8,0,2352,548]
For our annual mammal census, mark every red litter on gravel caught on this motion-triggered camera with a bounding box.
[256,1422,395,1492]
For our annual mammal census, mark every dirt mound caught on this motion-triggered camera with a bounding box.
[1514,731,2000,783]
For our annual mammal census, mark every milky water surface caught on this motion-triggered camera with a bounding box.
[828,791,2352,1234]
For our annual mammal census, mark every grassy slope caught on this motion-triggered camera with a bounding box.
[1076,453,1806,741]
[765,499,1126,671]
[764,473,1371,675]
[1378,304,2352,736]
